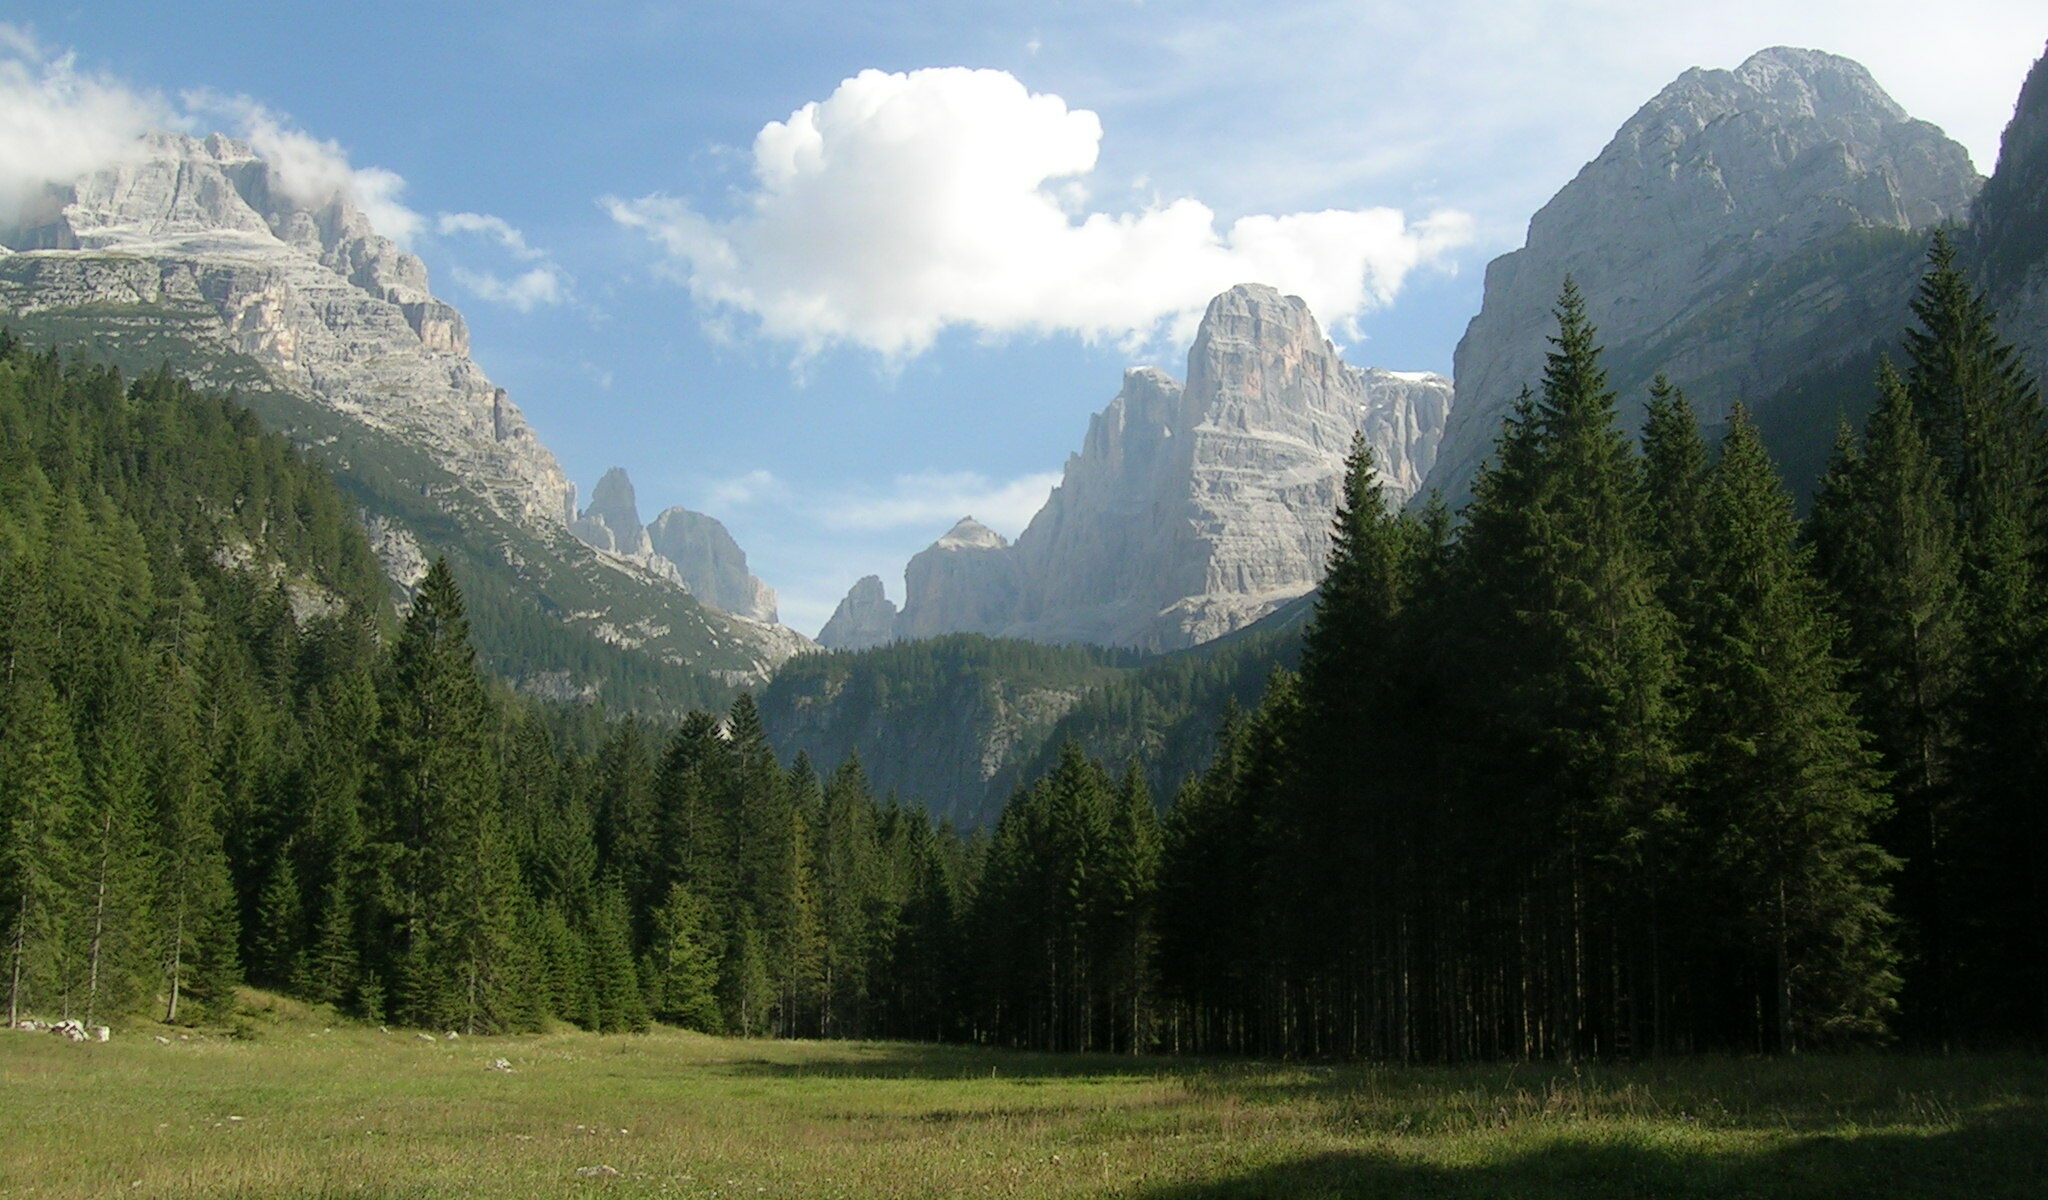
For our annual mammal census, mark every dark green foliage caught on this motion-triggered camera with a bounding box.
[1681,409,1896,1048]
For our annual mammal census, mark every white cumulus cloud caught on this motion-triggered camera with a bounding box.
[607,67,1472,359]
[0,27,167,225]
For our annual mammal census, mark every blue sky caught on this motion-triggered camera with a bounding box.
[4,2,2043,633]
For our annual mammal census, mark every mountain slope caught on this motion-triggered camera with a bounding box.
[1430,47,1982,506]
[0,131,802,713]
[1967,41,2048,375]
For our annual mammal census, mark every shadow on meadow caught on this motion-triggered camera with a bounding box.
[1137,1110,2048,1200]
[715,1041,1180,1083]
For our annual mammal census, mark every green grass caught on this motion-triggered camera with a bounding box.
[1,996,2042,1199]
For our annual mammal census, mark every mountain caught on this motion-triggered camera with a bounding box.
[1428,47,1983,506]
[645,505,780,624]
[820,283,1451,653]
[816,575,899,651]
[567,465,782,625]
[1968,41,2048,375]
[0,130,803,712]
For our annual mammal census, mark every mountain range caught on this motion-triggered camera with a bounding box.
[3,43,2045,824]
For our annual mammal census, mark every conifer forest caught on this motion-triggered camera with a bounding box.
[3,237,2044,1063]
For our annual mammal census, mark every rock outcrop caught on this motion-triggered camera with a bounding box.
[816,575,898,651]
[564,465,781,624]
[1428,47,1983,506]
[825,283,1451,652]
[896,518,1023,640]
[571,467,655,558]
[645,507,779,624]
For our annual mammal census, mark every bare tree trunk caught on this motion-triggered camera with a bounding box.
[84,811,111,1027]
[8,888,28,1027]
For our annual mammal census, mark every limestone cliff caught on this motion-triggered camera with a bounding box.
[816,575,898,651]
[1968,41,2048,379]
[645,506,779,624]
[822,283,1451,652]
[0,131,575,529]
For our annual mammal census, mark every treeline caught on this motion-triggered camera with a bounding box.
[3,234,2041,1059]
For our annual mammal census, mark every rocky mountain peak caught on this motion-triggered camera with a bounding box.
[935,517,1009,552]
[561,466,782,625]
[646,506,780,624]
[817,575,899,652]
[570,465,653,559]
[1428,47,1982,506]
[0,125,573,530]
[586,466,643,531]
[859,282,1450,651]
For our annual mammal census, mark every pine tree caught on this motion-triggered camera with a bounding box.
[1449,280,1683,1058]
[816,755,885,1037]
[68,715,157,1025]
[1100,763,1160,1053]
[1808,362,1968,1041]
[250,853,306,990]
[151,657,240,1025]
[1,678,80,1025]
[1687,408,1898,1049]
[645,882,722,1032]
[372,560,524,1032]
[720,910,773,1037]
[585,879,651,1033]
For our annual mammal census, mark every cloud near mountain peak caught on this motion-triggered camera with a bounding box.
[607,66,1472,359]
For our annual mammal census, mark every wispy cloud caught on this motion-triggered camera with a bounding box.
[438,210,547,260]
[449,263,570,312]
[0,25,167,224]
[189,90,423,242]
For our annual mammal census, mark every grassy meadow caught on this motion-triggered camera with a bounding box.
[1,994,2043,1199]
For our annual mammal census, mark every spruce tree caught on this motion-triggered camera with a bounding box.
[372,559,525,1032]
[585,879,651,1033]
[1,678,80,1025]
[1900,232,2048,1040]
[1808,363,1968,1041]
[1450,280,1682,1058]
[645,882,722,1032]
[1687,408,1898,1049]
[151,654,240,1025]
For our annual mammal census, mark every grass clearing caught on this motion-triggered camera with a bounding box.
[1,996,2042,1198]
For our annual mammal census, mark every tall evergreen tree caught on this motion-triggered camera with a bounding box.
[372,559,527,1032]
[1,679,80,1025]
[1808,363,1968,1041]
[1686,409,1898,1049]
[1900,231,2048,1041]
[1449,280,1683,1058]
